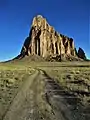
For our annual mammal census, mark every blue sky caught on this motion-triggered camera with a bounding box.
[0,0,89,61]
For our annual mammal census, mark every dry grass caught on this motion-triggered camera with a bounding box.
[0,64,35,119]
[44,67,90,105]
[0,61,90,119]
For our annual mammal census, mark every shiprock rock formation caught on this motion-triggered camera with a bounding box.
[16,15,86,61]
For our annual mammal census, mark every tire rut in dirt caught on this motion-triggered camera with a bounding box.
[41,70,88,120]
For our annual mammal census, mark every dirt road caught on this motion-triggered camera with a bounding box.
[2,70,89,120]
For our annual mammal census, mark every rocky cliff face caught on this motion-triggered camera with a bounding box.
[20,15,76,59]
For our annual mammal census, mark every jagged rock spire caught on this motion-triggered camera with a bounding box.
[21,15,76,58]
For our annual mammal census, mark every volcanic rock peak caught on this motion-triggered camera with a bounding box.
[20,15,77,58]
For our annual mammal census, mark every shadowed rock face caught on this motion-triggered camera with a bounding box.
[78,47,86,60]
[20,15,76,58]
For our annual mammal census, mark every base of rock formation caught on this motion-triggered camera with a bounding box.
[13,53,84,62]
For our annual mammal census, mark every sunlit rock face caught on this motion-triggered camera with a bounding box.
[21,15,76,58]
